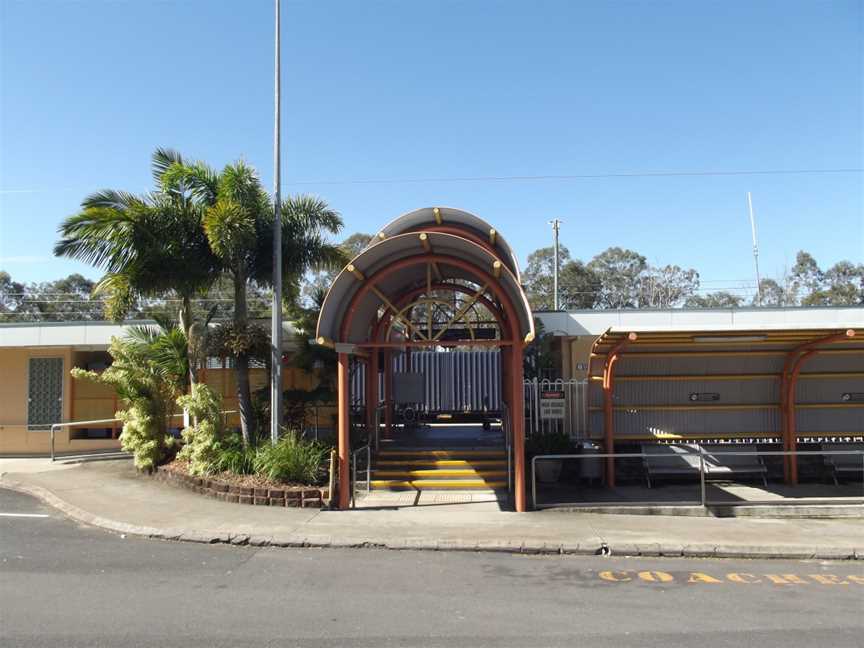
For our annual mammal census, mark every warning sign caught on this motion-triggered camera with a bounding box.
[539,390,566,420]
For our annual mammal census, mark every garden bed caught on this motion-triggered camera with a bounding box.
[155,459,329,508]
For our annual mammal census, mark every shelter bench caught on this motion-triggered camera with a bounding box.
[641,443,768,488]
[821,443,864,486]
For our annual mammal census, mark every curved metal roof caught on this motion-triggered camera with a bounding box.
[372,206,522,281]
[316,228,534,346]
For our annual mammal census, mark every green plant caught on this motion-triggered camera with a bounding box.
[71,325,187,470]
[54,149,221,387]
[525,431,573,457]
[176,383,227,476]
[252,431,329,485]
[212,436,257,475]
[172,158,345,444]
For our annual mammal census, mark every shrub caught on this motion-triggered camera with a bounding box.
[211,434,256,475]
[525,431,573,458]
[71,327,186,471]
[114,402,176,471]
[252,431,329,485]
[176,383,227,476]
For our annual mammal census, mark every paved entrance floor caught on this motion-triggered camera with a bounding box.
[354,489,506,511]
[378,422,504,448]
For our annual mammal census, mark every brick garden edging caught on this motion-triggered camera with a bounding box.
[151,467,328,508]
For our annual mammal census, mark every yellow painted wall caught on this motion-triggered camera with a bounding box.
[0,346,122,455]
[0,348,336,455]
[564,336,597,380]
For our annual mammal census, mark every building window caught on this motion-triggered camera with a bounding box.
[28,357,63,430]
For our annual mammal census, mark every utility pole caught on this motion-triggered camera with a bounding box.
[270,0,283,444]
[549,219,562,310]
[746,192,763,306]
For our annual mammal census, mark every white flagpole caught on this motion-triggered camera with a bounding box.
[270,0,283,443]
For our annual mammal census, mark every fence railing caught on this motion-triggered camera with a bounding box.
[50,410,239,461]
[524,378,589,440]
[531,449,864,510]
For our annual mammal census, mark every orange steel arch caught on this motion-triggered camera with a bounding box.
[322,219,533,515]
[339,253,523,345]
[370,282,510,343]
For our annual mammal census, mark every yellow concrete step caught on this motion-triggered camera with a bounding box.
[375,459,507,468]
[372,469,508,479]
[370,479,507,490]
[377,449,505,458]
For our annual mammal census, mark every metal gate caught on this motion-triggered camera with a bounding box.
[351,349,502,414]
[523,378,589,440]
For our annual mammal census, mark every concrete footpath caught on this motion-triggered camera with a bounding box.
[1,457,862,560]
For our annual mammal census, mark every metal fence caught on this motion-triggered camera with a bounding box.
[531,448,864,509]
[351,350,503,413]
[524,378,589,440]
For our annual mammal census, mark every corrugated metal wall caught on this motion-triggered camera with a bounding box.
[588,347,864,441]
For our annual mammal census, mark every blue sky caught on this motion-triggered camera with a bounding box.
[1,1,861,299]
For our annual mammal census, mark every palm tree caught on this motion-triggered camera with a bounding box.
[172,159,344,444]
[54,149,220,388]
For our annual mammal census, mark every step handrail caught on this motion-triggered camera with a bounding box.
[350,443,372,507]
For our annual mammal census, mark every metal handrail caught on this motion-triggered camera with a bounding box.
[502,403,512,498]
[530,448,864,510]
[350,443,371,508]
[50,410,239,462]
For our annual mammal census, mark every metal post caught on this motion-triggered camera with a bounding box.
[269,0,283,444]
[511,343,527,512]
[747,192,762,306]
[699,448,706,507]
[50,424,57,462]
[337,353,350,509]
[549,219,561,310]
[531,456,537,510]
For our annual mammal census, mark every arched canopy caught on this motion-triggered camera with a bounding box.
[374,207,522,281]
[316,209,534,347]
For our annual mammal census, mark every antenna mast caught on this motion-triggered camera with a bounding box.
[549,219,562,310]
[746,192,763,306]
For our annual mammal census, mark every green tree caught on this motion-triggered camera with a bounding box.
[0,271,25,315]
[301,231,370,306]
[684,291,744,308]
[638,265,700,308]
[54,148,221,384]
[558,260,599,309]
[0,272,105,321]
[171,158,344,443]
[587,247,647,309]
[789,251,823,303]
[523,245,570,310]
[802,261,864,306]
[754,278,789,307]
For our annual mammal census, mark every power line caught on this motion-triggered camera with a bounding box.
[288,167,864,187]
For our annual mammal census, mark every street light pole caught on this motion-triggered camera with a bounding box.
[270,0,283,444]
[549,219,561,310]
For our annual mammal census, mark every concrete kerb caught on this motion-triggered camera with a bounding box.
[2,475,862,561]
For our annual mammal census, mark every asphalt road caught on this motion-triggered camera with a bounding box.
[1,488,862,648]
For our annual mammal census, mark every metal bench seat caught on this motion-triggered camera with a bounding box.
[641,443,768,488]
[822,443,864,486]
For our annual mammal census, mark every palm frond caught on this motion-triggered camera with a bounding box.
[281,194,343,234]
[81,189,150,212]
[151,148,184,184]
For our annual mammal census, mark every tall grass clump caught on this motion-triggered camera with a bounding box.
[253,431,329,485]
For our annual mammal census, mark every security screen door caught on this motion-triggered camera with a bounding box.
[28,357,63,430]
